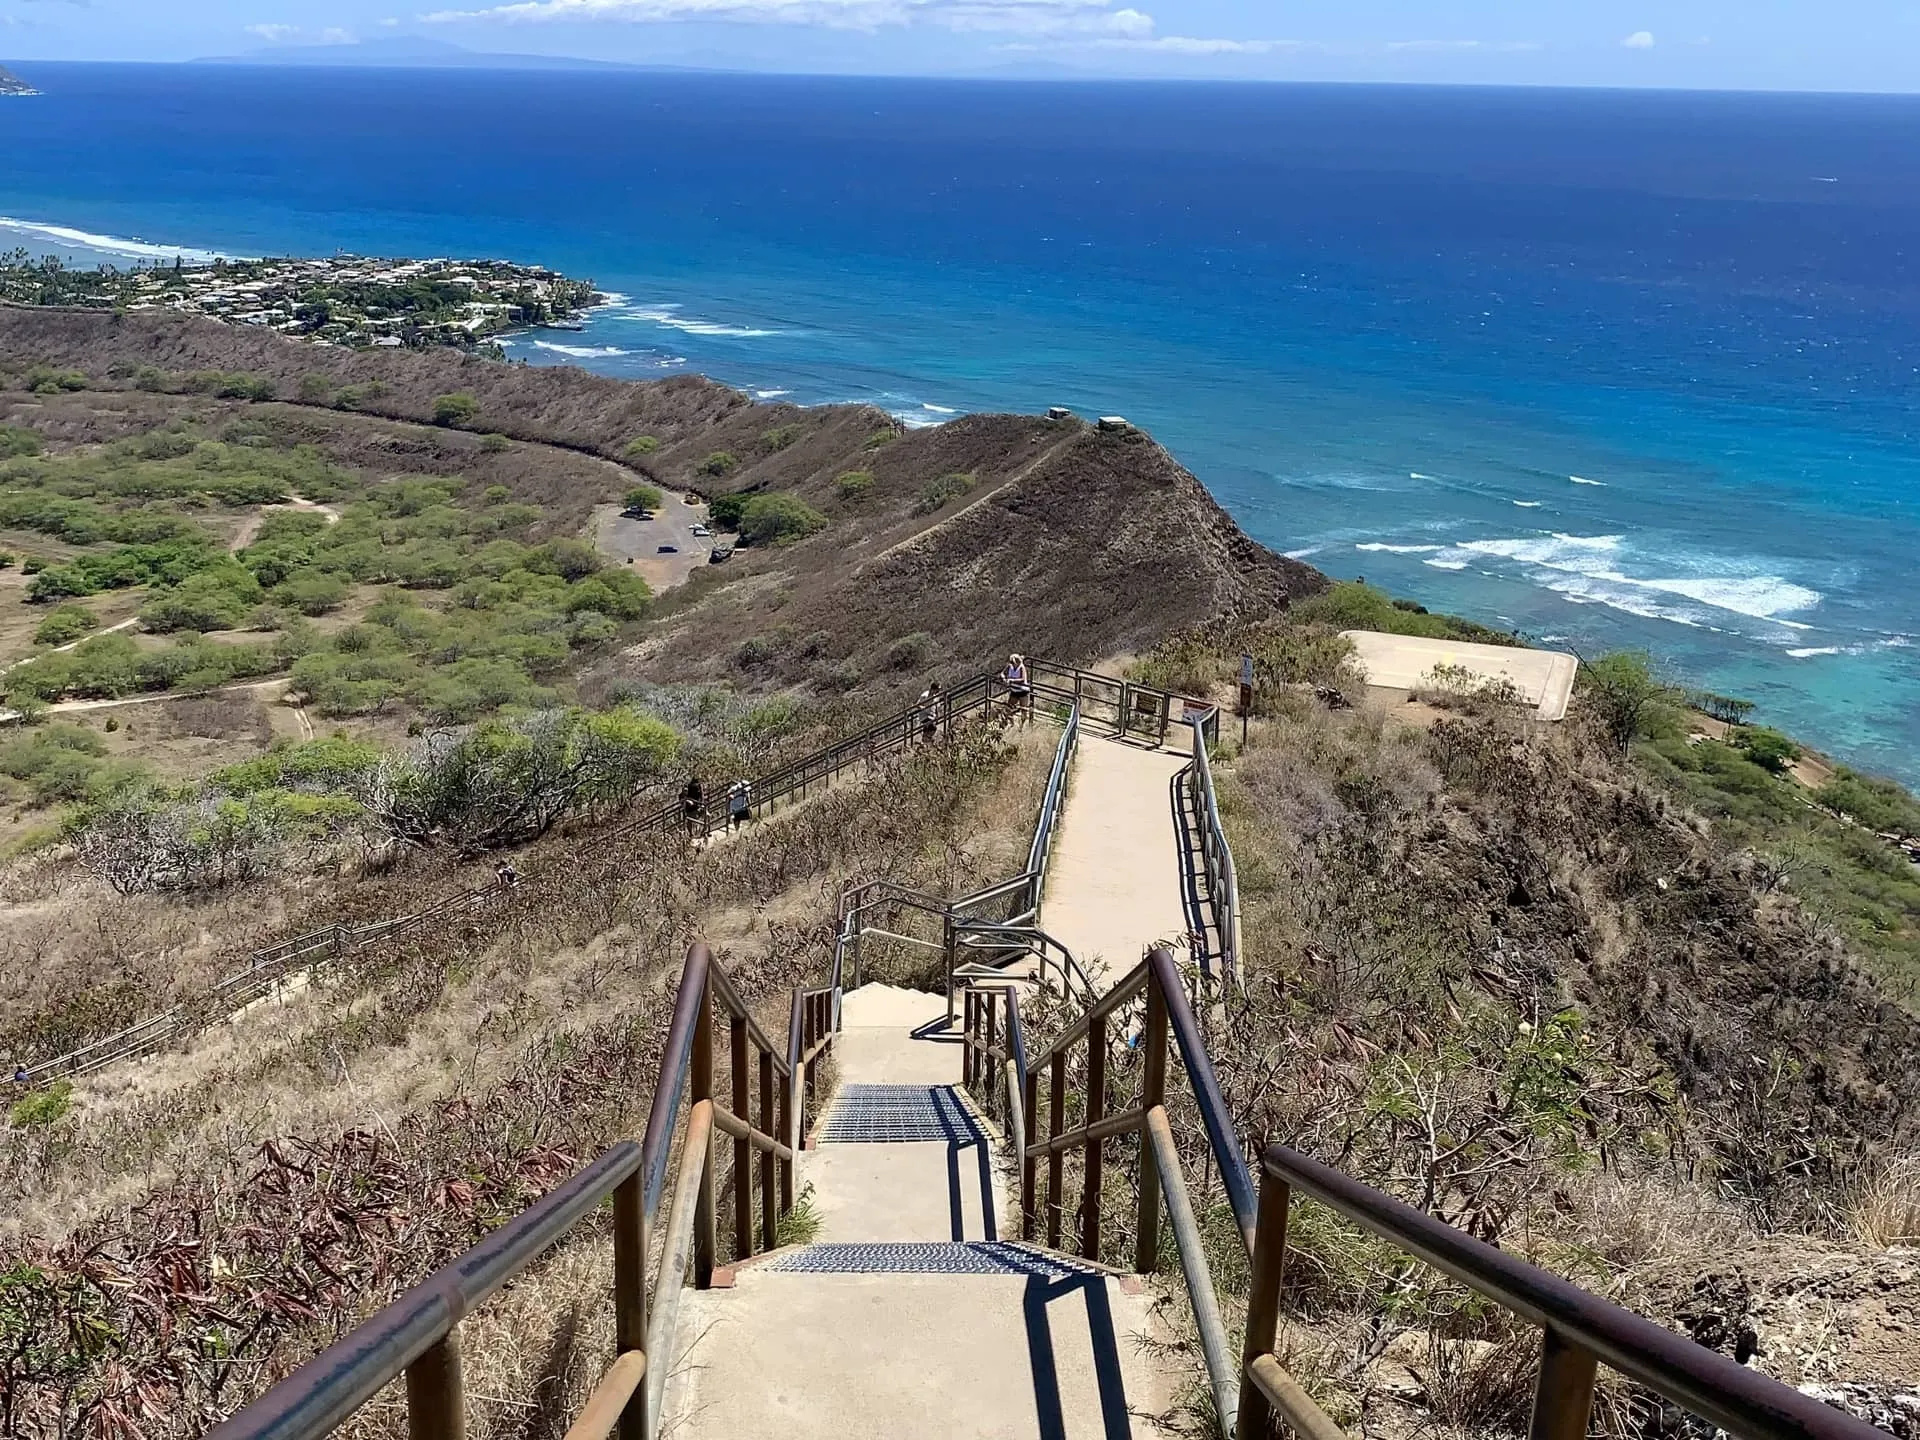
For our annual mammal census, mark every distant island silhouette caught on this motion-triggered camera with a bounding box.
[0,66,39,97]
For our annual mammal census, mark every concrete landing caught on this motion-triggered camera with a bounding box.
[659,979,1174,1439]
[1041,735,1191,980]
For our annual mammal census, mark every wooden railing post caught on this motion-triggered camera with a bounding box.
[1083,1012,1107,1262]
[691,975,716,1290]
[612,1173,648,1440]
[758,1049,777,1251]
[730,1014,751,1264]
[1236,1170,1291,1439]
[1135,978,1168,1274]
[405,1330,465,1440]
[1047,1050,1066,1250]
[1530,1328,1600,1440]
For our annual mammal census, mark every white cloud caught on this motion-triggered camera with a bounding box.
[1622,29,1654,48]
[1093,34,1296,54]
[246,21,358,42]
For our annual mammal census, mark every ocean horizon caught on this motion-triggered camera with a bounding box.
[2,64,1916,783]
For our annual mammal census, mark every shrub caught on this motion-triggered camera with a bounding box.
[733,635,779,670]
[134,365,166,391]
[273,570,351,617]
[33,603,97,648]
[480,433,511,454]
[534,538,603,582]
[298,373,333,402]
[480,484,511,505]
[624,435,660,457]
[1734,726,1802,775]
[865,427,897,449]
[9,1081,72,1128]
[0,723,142,805]
[761,424,802,452]
[887,631,934,671]
[915,471,977,515]
[140,568,264,633]
[709,494,746,530]
[624,484,664,512]
[699,451,738,477]
[0,423,41,458]
[738,493,827,546]
[1816,768,1920,836]
[433,392,481,427]
[835,470,875,501]
[25,366,86,395]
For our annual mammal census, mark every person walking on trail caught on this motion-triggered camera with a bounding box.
[727,779,752,832]
[919,680,943,744]
[1003,653,1032,722]
[495,859,519,888]
[681,776,705,839]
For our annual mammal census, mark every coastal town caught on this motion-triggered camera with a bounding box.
[0,251,601,350]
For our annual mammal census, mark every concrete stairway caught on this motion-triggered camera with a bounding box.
[662,983,1173,1440]
[1040,734,1192,983]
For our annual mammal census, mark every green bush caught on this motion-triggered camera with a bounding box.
[864,427,896,449]
[25,366,86,395]
[0,423,41,458]
[1292,580,1517,646]
[624,435,660,457]
[0,723,143,805]
[709,494,746,530]
[140,567,263,633]
[835,471,875,501]
[1733,726,1802,775]
[9,1080,72,1128]
[480,433,511,454]
[887,632,934,671]
[914,471,977,516]
[700,451,738,477]
[761,424,802,452]
[298,373,333,402]
[1816,769,1920,836]
[33,603,98,648]
[738,493,827,546]
[432,392,481,428]
[1579,651,1681,749]
[273,569,351,616]
[624,484,664,512]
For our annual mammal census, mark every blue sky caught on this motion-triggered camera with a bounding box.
[2,0,1916,90]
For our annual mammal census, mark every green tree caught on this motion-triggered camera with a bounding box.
[700,451,738,477]
[835,471,874,501]
[140,568,263,633]
[33,603,97,648]
[432,392,480,427]
[709,494,746,530]
[624,435,660,456]
[739,493,827,546]
[624,484,664,512]
[1579,651,1680,749]
[1734,726,1802,775]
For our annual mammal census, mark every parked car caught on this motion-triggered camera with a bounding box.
[708,545,734,564]
[657,544,678,554]
[621,506,654,520]
[691,523,711,537]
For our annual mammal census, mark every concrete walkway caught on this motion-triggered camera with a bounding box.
[663,983,1172,1440]
[1040,735,1191,982]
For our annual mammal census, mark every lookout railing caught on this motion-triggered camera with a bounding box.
[20,658,1210,1088]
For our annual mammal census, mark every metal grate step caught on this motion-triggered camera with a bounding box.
[814,1084,983,1144]
[766,1242,1101,1279]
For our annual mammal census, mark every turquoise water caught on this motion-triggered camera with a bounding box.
[1,66,1916,780]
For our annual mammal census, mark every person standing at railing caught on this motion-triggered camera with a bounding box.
[1003,653,1032,723]
[919,680,943,744]
[681,775,706,841]
[727,779,752,831]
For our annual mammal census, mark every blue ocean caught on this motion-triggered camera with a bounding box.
[2,65,1916,780]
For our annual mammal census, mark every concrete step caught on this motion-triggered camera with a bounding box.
[665,1259,1173,1440]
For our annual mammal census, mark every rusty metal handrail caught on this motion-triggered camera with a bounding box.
[208,942,814,1440]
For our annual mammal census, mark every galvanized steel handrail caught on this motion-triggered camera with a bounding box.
[208,941,829,1440]
[1184,718,1242,991]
